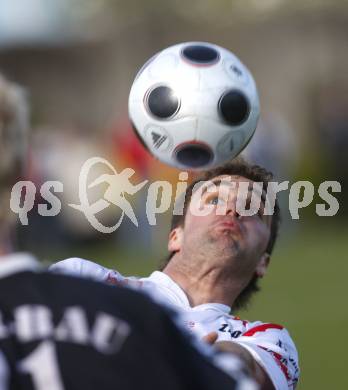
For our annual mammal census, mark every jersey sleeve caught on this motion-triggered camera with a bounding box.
[234,323,299,390]
[49,258,143,290]
[49,258,123,284]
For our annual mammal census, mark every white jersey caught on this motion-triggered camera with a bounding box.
[51,257,300,390]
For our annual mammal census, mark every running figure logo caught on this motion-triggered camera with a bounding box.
[69,157,148,233]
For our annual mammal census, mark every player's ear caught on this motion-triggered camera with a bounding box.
[255,253,270,278]
[168,227,183,252]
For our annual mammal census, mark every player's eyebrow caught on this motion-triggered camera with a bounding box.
[201,178,267,205]
[200,178,233,195]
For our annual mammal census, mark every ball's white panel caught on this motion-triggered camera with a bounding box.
[196,87,226,121]
[147,117,198,167]
[223,59,250,87]
[128,88,150,132]
[217,131,246,161]
[128,68,152,103]
[160,42,184,56]
[242,99,260,143]
[172,89,203,119]
[156,117,197,146]
[168,59,200,95]
[198,65,235,91]
[148,53,179,80]
[195,117,230,149]
[133,53,159,82]
[144,125,172,152]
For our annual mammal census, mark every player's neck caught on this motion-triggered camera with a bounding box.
[163,256,246,308]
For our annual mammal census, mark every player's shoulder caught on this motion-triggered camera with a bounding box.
[231,317,299,386]
[49,257,142,289]
[50,257,98,272]
[49,257,122,282]
[234,317,298,354]
[229,315,295,342]
[243,319,286,335]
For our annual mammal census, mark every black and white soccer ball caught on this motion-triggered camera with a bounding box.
[128,41,260,170]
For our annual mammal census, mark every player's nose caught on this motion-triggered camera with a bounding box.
[225,199,241,219]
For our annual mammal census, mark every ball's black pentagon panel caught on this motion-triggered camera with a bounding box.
[146,86,180,119]
[218,90,250,125]
[175,143,213,168]
[181,45,219,65]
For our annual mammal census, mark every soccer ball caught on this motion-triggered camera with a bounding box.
[128,41,260,170]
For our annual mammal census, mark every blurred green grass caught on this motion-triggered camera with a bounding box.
[48,223,347,390]
[239,223,348,390]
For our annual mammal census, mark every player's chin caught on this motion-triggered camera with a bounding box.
[209,228,242,253]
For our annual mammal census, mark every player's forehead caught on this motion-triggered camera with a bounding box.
[202,174,261,194]
[209,174,253,186]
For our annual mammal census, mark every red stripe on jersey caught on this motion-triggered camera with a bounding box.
[232,316,248,327]
[243,323,283,337]
[258,346,291,381]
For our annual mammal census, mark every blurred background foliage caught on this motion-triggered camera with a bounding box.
[1,0,347,388]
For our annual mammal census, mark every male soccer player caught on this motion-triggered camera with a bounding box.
[52,160,300,390]
[0,73,256,390]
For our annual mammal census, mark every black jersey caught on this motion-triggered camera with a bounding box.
[0,255,252,390]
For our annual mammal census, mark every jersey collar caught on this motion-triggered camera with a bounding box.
[147,271,231,313]
[192,302,231,314]
[0,253,40,279]
[146,271,191,308]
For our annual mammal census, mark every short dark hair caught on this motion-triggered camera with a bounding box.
[160,157,281,311]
